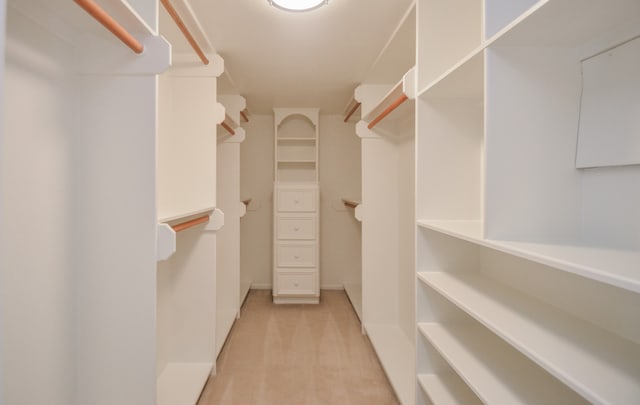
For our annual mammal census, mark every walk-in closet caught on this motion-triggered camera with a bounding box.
[1,1,639,404]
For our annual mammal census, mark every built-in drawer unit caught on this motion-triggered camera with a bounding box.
[276,242,316,267]
[275,272,316,296]
[273,181,319,304]
[276,214,316,240]
[277,187,317,212]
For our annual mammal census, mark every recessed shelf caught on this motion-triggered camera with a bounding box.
[418,373,482,405]
[417,220,640,294]
[277,137,316,142]
[418,271,640,404]
[418,322,587,404]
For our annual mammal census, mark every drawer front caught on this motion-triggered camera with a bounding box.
[276,272,316,295]
[277,215,316,240]
[277,189,316,212]
[276,243,316,267]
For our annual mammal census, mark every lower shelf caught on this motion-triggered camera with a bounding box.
[418,372,481,405]
[216,308,238,357]
[157,362,213,405]
[343,282,362,321]
[418,323,586,404]
[365,324,415,405]
[240,281,251,307]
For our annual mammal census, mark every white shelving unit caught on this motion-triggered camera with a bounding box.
[156,2,225,404]
[416,1,640,404]
[216,94,246,356]
[347,4,416,404]
[1,1,169,404]
[272,109,320,304]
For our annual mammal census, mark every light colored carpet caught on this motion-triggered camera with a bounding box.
[198,289,400,405]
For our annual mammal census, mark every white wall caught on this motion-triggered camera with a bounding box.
[240,113,362,290]
[318,115,362,288]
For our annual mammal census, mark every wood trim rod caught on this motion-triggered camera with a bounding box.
[367,94,408,129]
[343,200,358,209]
[74,0,144,54]
[171,215,209,232]
[240,110,249,122]
[343,102,361,122]
[160,0,209,65]
[221,121,236,135]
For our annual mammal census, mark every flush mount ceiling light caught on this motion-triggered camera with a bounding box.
[268,0,328,12]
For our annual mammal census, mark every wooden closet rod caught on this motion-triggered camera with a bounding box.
[240,110,250,122]
[343,102,361,122]
[367,94,408,129]
[160,0,209,65]
[221,122,236,135]
[171,215,209,232]
[74,0,144,54]
[343,200,358,209]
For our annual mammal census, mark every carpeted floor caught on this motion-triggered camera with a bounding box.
[198,289,400,405]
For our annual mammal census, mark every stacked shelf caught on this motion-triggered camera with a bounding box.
[416,0,640,404]
[274,109,319,183]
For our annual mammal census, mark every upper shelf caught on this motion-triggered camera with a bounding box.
[417,220,640,294]
[218,95,246,136]
[359,67,416,129]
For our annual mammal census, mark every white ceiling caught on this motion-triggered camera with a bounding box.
[160,0,415,114]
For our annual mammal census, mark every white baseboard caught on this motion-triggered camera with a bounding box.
[249,283,272,290]
[320,284,345,290]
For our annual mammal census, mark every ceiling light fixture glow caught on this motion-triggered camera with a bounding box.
[268,0,328,12]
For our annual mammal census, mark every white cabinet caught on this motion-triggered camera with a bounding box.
[272,109,320,304]
[273,182,319,303]
[415,1,640,404]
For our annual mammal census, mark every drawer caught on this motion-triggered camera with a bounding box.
[276,272,316,295]
[277,188,316,212]
[276,242,316,267]
[276,215,316,240]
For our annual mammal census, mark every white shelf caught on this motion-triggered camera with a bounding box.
[277,137,316,142]
[489,0,640,48]
[419,271,640,404]
[361,67,415,125]
[157,362,212,405]
[417,46,484,100]
[365,324,414,405]
[343,282,362,321]
[240,281,251,306]
[277,159,316,164]
[216,308,237,356]
[418,323,585,404]
[417,219,640,294]
[159,206,215,225]
[418,373,482,405]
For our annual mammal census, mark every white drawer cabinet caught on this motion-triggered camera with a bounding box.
[273,183,319,304]
[275,273,316,296]
[276,214,316,240]
[276,242,316,267]
[277,188,317,212]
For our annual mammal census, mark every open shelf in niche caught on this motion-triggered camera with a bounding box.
[418,322,586,404]
[418,372,481,405]
[418,271,640,404]
[417,220,640,294]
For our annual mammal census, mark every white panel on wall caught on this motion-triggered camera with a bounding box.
[576,35,640,168]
